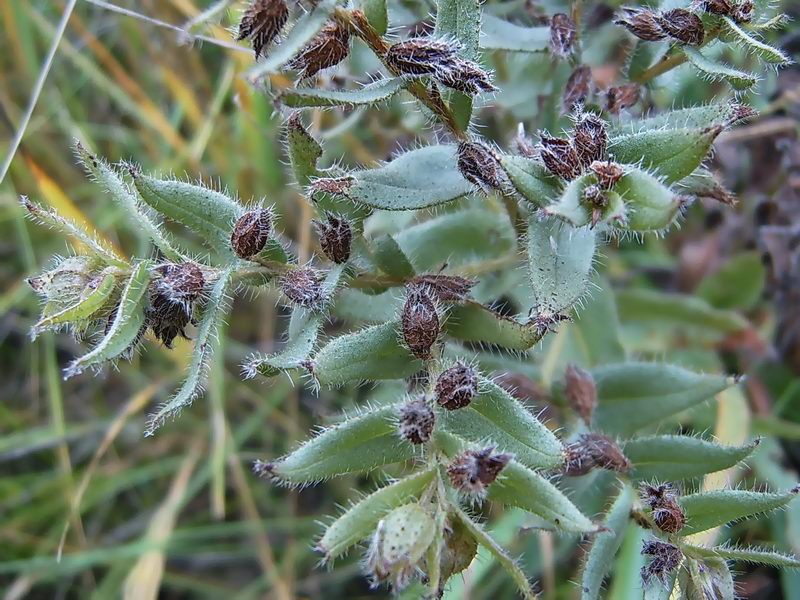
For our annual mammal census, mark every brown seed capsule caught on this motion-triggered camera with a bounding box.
[732,0,754,23]
[147,262,205,348]
[231,208,273,259]
[563,65,593,113]
[401,286,440,359]
[435,361,478,410]
[539,134,583,180]
[564,363,597,425]
[435,59,497,95]
[398,399,435,444]
[658,9,704,46]
[314,213,352,264]
[236,0,289,59]
[590,160,624,189]
[615,8,667,41]
[281,266,324,308]
[641,540,683,584]
[153,262,206,306]
[457,141,507,192]
[447,447,512,497]
[549,13,576,58]
[640,483,686,534]
[286,21,351,79]
[572,112,608,168]
[385,38,460,76]
[563,433,631,476]
[147,299,194,349]
[308,176,354,197]
[604,83,641,114]
[407,274,476,303]
[702,0,734,16]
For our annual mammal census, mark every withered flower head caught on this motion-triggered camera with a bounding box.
[407,274,475,303]
[640,482,686,534]
[435,59,497,95]
[539,134,583,180]
[604,83,641,114]
[549,13,577,58]
[447,447,512,497]
[563,433,631,476]
[590,160,624,189]
[564,363,596,425]
[398,398,435,444]
[281,266,324,308]
[572,112,608,168]
[401,285,440,359]
[153,262,205,307]
[385,38,461,76]
[731,0,755,23]
[457,140,507,192]
[563,65,593,113]
[435,361,478,410]
[582,184,608,228]
[314,213,352,264]
[286,21,351,79]
[658,9,704,46]
[147,262,205,348]
[231,207,273,259]
[237,0,289,59]
[641,540,683,584]
[615,8,667,41]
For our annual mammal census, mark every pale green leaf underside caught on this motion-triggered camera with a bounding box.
[683,46,758,90]
[719,17,790,64]
[679,488,800,535]
[480,15,549,53]
[500,154,561,207]
[683,543,800,568]
[280,76,411,108]
[33,269,116,335]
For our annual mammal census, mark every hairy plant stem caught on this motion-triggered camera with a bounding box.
[333,8,468,140]
[632,30,720,85]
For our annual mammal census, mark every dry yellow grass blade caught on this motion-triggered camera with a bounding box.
[123,439,203,600]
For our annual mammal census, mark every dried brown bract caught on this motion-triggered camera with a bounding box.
[563,433,631,476]
[385,38,460,76]
[604,83,640,114]
[237,0,289,59]
[659,9,704,46]
[153,262,205,307]
[287,21,351,79]
[281,266,324,308]
[401,286,440,359]
[564,363,597,424]
[582,184,609,228]
[147,263,205,348]
[572,112,608,168]
[640,483,686,534]
[398,399,435,444]
[590,160,624,189]
[314,213,352,264]
[308,176,354,197]
[539,134,582,180]
[563,65,593,113]
[436,59,497,95]
[231,208,273,259]
[615,8,667,41]
[447,447,512,497]
[435,361,478,410]
[549,13,577,58]
[407,274,476,303]
[457,141,507,192]
[641,540,683,584]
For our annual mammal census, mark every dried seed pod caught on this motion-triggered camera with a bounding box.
[702,0,734,16]
[398,399,435,444]
[28,256,96,307]
[563,433,631,476]
[640,483,686,534]
[564,363,597,425]
[615,8,667,41]
[731,0,755,23]
[604,83,641,114]
[641,540,683,584]
[314,213,352,264]
[407,274,476,303]
[153,262,205,307]
[147,298,194,349]
[457,141,507,192]
[281,266,323,308]
[435,59,497,95]
[549,13,576,58]
[539,134,583,180]
[590,160,624,189]
[563,65,593,113]
[231,207,273,259]
[572,112,608,168]
[147,262,205,348]
[658,9,704,46]
[401,286,440,359]
[286,21,351,79]
[435,361,478,410]
[236,0,289,59]
[308,176,354,197]
[385,38,460,76]
[447,447,512,497]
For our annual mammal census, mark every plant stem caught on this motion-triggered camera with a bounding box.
[632,31,720,85]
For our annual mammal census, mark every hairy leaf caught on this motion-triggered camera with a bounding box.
[369,234,415,278]
[614,168,684,231]
[629,102,754,132]
[679,487,800,535]
[445,302,543,351]
[357,0,387,35]
[683,543,800,568]
[719,17,790,64]
[685,556,734,600]
[684,46,758,91]
[500,155,561,207]
[33,269,117,336]
[280,76,411,108]
[480,15,549,53]
[435,0,480,128]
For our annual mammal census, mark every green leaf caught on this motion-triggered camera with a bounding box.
[32,268,117,336]
[581,485,634,600]
[613,168,684,232]
[263,404,415,485]
[279,76,411,108]
[356,0,387,35]
[696,252,766,311]
[676,167,736,204]
[287,112,322,188]
[682,543,800,568]
[623,436,759,482]
[318,468,436,562]
[591,362,737,436]
[627,102,754,132]
[719,16,790,64]
[246,0,339,78]
[627,39,668,81]
[608,126,721,183]
[616,289,749,334]
[526,215,596,319]
[685,556,734,600]
[500,155,561,207]
[451,506,537,600]
[445,302,543,351]
[571,275,626,366]
[144,268,233,436]
[74,141,186,262]
[684,46,758,91]
[643,571,677,600]
[369,234,416,278]
[679,487,800,536]
[333,288,402,324]
[131,170,243,259]
[64,262,152,378]
[543,173,627,228]
[311,320,423,386]
[342,145,473,211]
[439,377,564,470]
[480,15,549,53]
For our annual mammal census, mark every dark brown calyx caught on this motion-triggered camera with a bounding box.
[281,266,324,308]
[398,399,435,444]
[286,21,351,79]
[236,0,289,59]
[435,361,478,410]
[231,208,273,259]
[401,286,440,359]
[314,213,352,264]
[539,134,582,180]
[549,13,577,58]
[456,141,507,192]
[563,433,631,476]
[447,447,512,497]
